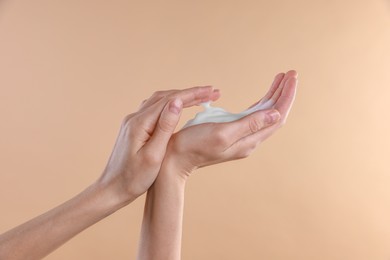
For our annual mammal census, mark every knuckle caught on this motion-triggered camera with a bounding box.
[213,128,229,147]
[122,113,135,126]
[139,99,148,106]
[122,115,142,136]
[152,90,162,97]
[248,117,264,134]
[149,91,164,101]
[152,90,175,100]
[165,90,179,98]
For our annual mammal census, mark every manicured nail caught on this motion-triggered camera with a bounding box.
[169,98,183,115]
[266,110,281,124]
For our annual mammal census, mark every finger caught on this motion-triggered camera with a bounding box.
[139,89,177,110]
[269,70,297,105]
[140,86,218,111]
[209,89,221,102]
[248,72,285,109]
[143,86,217,116]
[216,109,281,145]
[274,76,298,120]
[142,98,183,157]
[169,86,219,108]
[137,99,148,110]
[246,76,298,142]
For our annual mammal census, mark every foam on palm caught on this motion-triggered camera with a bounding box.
[183,99,274,128]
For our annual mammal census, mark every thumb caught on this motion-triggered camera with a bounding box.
[143,98,183,155]
[221,109,281,143]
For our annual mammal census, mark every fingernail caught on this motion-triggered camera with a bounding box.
[266,110,281,124]
[169,98,182,115]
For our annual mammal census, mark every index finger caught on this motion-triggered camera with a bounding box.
[169,86,220,108]
[140,86,220,112]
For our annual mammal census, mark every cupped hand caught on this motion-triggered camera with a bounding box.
[98,86,220,203]
[165,70,298,178]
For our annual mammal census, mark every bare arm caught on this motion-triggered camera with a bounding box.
[0,181,129,260]
[137,70,298,260]
[0,86,219,260]
[137,161,186,260]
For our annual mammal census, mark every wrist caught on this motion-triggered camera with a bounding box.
[160,153,196,182]
[93,177,136,214]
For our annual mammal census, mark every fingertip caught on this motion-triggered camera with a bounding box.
[197,85,214,99]
[199,88,221,103]
[275,72,285,79]
[282,78,297,100]
[286,76,298,87]
[286,70,298,78]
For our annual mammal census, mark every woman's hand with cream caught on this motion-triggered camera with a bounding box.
[166,70,298,178]
[137,71,298,260]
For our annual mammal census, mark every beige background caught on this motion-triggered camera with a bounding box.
[1,0,390,259]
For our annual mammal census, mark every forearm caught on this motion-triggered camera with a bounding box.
[0,180,132,260]
[137,160,187,260]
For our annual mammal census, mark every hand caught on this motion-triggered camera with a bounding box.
[164,70,298,177]
[98,86,220,203]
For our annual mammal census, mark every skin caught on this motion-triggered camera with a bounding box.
[0,71,297,259]
[0,86,219,260]
[137,70,298,260]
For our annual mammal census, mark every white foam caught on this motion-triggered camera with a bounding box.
[183,99,274,128]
